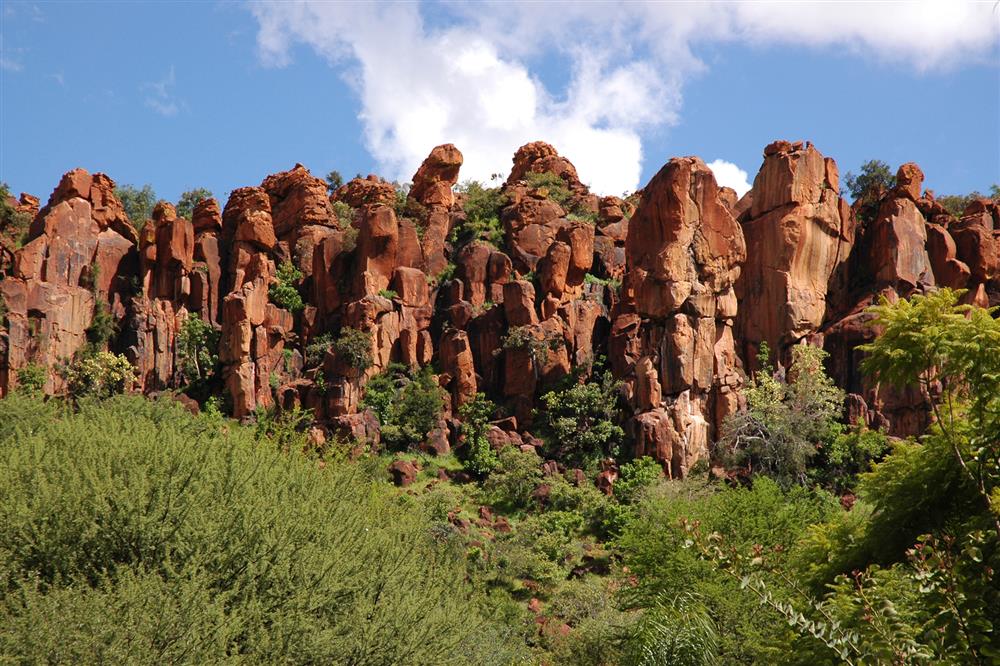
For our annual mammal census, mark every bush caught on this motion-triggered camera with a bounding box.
[844,160,894,225]
[538,371,624,470]
[175,187,212,220]
[64,352,135,399]
[361,365,445,450]
[15,364,46,394]
[114,184,157,229]
[525,171,573,207]
[615,456,663,505]
[325,170,343,191]
[459,393,499,476]
[0,395,508,664]
[268,260,304,312]
[332,200,355,227]
[176,315,219,383]
[304,332,333,368]
[333,327,373,372]
[483,447,542,513]
[618,477,839,662]
[452,181,507,248]
[719,343,844,487]
[0,183,31,248]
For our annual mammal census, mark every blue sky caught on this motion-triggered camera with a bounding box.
[2,1,998,206]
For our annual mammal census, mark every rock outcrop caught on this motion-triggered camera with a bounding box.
[1,140,994,471]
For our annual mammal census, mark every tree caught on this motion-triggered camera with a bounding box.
[460,393,499,475]
[844,160,895,225]
[268,260,304,312]
[860,288,1000,538]
[539,371,624,470]
[719,343,844,487]
[325,170,343,191]
[176,187,213,219]
[177,315,220,383]
[115,184,158,228]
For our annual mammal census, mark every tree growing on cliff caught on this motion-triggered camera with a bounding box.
[115,183,157,229]
[539,371,625,470]
[719,343,844,487]
[844,160,895,226]
[176,187,213,220]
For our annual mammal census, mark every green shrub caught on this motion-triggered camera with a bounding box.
[64,352,135,399]
[15,364,46,394]
[459,393,499,476]
[176,315,219,383]
[452,181,507,248]
[175,187,212,220]
[333,327,373,372]
[378,289,398,300]
[0,182,31,248]
[114,184,157,229]
[539,371,624,470]
[719,343,844,487]
[525,171,573,207]
[616,456,663,505]
[268,260,304,312]
[361,365,445,450]
[332,200,355,226]
[844,160,894,225]
[325,170,343,191]
[0,395,507,664]
[618,477,839,662]
[500,325,562,366]
[304,332,333,368]
[483,447,542,513]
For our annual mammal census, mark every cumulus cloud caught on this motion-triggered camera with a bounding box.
[707,160,752,198]
[249,1,998,194]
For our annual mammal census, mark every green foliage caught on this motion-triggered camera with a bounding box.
[434,262,457,284]
[452,180,507,248]
[861,288,1000,535]
[844,160,895,226]
[539,371,624,470]
[0,395,508,664]
[525,171,573,207]
[333,326,373,372]
[15,364,46,394]
[459,393,499,475]
[584,272,622,291]
[325,169,343,191]
[616,456,663,505]
[622,593,720,666]
[378,288,398,300]
[500,324,562,366]
[304,332,333,368]
[811,426,890,493]
[176,315,219,383]
[175,187,212,220]
[114,183,157,229]
[63,351,135,399]
[845,159,895,203]
[619,477,839,663]
[566,211,599,224]
[362,365,445,450]
[0,182,32,248]
[483,447,543,513]
[331,200,355,227]
[268,260,304,312]
[719,343,844,487]
[253,404,313,454]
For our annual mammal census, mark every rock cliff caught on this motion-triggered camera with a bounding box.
[2,141,997,474]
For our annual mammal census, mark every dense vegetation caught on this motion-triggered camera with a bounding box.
[1,289,997,664]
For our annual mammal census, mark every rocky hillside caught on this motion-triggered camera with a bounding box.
[1,140,997,475]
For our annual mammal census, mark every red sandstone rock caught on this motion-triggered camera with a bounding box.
[409,144,463,207]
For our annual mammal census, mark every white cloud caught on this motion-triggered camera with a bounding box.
[142,66,180,117]
[707,159,752,198]
[249,1,998,194]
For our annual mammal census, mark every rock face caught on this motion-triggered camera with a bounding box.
[1,141,994,468]
[735,141,853,368]
[617,156,746,477]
